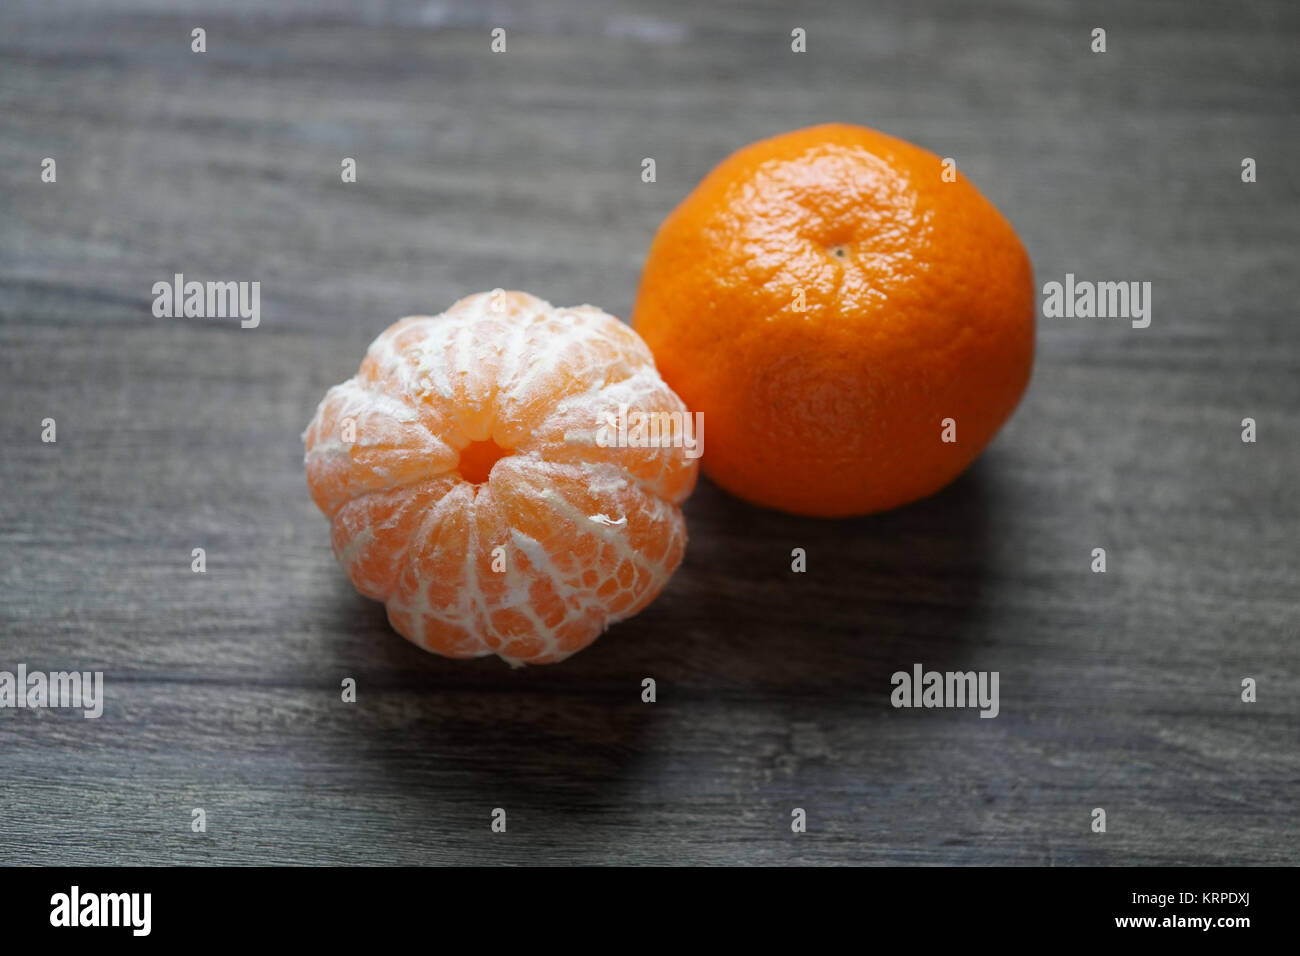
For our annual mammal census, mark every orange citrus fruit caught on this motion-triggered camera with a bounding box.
[303,291,698,666]
[632,123,1034,517]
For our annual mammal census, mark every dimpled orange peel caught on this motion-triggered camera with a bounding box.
[303,291,698,666]
[632,123,1035,517]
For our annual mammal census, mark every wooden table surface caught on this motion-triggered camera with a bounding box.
[2,0,1296,866]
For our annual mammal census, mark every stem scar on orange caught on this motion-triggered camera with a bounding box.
[632,124,1035,517]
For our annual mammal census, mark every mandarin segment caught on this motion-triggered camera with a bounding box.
[303,379,459,518]
[519,367,698,503]
[304,291,697,666]
[330,476,460,600]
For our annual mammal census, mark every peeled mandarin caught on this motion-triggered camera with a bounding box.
[304,291,698,666]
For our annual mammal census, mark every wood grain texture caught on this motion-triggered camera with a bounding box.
[1,0,1297,865]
